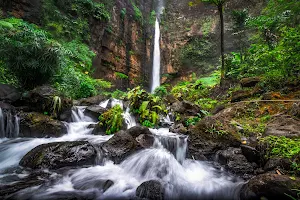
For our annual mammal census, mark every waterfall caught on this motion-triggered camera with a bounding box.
[151,18,161,93]
[123,107,137,129]
[0,108,19,138]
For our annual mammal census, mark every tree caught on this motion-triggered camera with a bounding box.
[202,0,228,85]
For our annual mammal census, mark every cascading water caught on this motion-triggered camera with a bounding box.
[151,18,161,93]
[0,108,19,138]
[0,99,244,199]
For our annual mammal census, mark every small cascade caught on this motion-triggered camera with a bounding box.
[123,107,137,129]
[99,99,110,108]
[0,108,19,138]
[151,128,188,164]
[71,106,95,122]
[151,18,161,93]
[111,98,123,109]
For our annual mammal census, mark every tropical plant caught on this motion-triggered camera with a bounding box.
[99,104,124,134]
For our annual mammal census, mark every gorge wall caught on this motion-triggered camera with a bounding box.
[0,0,266,89]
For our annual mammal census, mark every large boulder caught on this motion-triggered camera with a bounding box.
[20,141,97,169]
[264,115,300,138]
[0,84,21,103]
[19,112,67,137]
[22,85,73,118]
[217,147,254,176]
[169,123,188,134]
[136,180,164,200]
[263,158,292,172]
[188,116,241,160]
[240,174,300,200]
[100,131,142,164]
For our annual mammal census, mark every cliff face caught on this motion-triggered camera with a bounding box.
[160,0,265,84]
[91,0,154,90]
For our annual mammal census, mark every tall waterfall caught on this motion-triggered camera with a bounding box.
[151,18,161,93]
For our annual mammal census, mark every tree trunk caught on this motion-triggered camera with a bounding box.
[218,4,225,86]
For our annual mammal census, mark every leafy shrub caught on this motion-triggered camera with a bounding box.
[115,72,128,79]
[99,105,124,134]
[153,86,168,98]
[128,86,167,127]
[0,18,64,89]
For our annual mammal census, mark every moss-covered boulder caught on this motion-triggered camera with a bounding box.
[240,174,300,200]
[20,141,97,169]
[19,112,67,137]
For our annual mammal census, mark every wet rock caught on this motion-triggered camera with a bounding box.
[0,171,50,199]
[85,105,107,118]
[136,180,164,200]
[263,158,292,172]
[19,112,67,137]
[136,134,155,148]
[20,141,97,169]
[127,126,152,138]
[240,174,300,200]
[170,100,201,116]
[22,85,73,117]
[0,84,21,103]
[77,95,107,106]
[217,147,254,175]
[188,116,241,160]
[100,131,142,164]
[241,145,260,163]
[91,123,106,135]
[103,180,114,192]
[265,115,300,138]
[169,123,188,134]
[240,77,260,88]
[165,94,177,104]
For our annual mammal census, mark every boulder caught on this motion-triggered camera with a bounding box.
[19,112,67,137]
[20,141,97,169]
[217,147,254,175]
[100,131,142,164]
[263,158,292,172]
[136,180,164,200]
[136,134,155,148]
[188,116,241,160]
[169,123,188,134]
[231,90,253,102]
[91,123,106,135]
[0,84,21,103]
[265,115,300,138]
[170,100,201,115]
[127,126,152,138]
[22,85,73,117]
[85,105,107,118]
[77,95,107,106]
[240,174,300,200]
[241,145,260,164]
[240,77,260,88]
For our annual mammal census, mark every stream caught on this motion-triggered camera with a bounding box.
[0,102,244,200]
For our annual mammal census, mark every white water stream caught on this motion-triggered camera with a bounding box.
[0,102,243,199]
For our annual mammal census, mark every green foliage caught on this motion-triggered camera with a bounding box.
[115,72,128,79]
[185,115,201,127]
[0,61,19,86]
[110,89,127,100]
[127,86,167,127]
[226,0,300,90]
[153,86,168,98]
[120,8,127,19]
[149,10,156,26]
[99,105,124,134]
[130,0,143,24]
[179,37,215,71]
[0,18,64,89]
[260,136,300,159]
